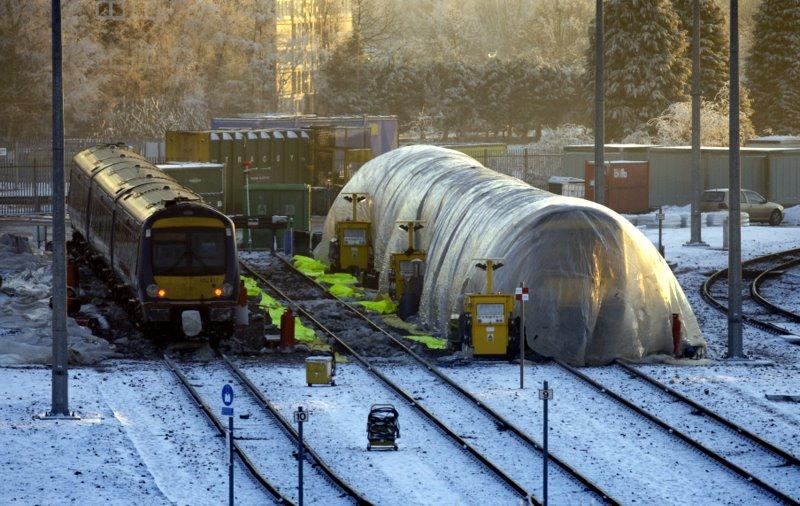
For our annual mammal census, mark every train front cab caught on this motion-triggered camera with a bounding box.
[139,204,239,337]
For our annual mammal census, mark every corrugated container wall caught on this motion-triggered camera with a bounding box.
[585,161,650,213]
[210,115,398,156]
[158,162,226,210]
[769,151,800,205]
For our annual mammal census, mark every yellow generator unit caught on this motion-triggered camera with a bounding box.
[331,193,374,278]
[460,259,517,356]
[389,221,426,303]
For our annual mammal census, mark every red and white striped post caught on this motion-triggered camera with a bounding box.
[515,283,529,389]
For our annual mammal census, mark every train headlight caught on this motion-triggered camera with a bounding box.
[146,284,159,297]
[221,283,234,297]
[157,288,167,298]
[214,287,223,297]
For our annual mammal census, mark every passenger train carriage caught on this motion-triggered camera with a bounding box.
[67,144,240,340]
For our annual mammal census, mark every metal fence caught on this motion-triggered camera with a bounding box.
[472,147,565,189]
[0,164,55,215]
[0,138,164,216]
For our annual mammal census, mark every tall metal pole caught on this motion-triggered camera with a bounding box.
[594,0,605,205]
[688,0,706,246]
[542,380,549,506]
[298,407,305,506]
[228,416,234,506]
[727,0,743,358]
[50,0,70,417]
[519,282,525,389]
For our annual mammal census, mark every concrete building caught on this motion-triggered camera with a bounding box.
[274,0,352,114]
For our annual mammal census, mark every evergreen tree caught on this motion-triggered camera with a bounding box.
[585,0,690,140]
[746,0,800,134]
[672,0,729,100]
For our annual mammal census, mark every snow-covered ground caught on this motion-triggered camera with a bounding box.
[2,223,800,504]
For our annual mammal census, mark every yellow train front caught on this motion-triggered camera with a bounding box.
[67,144,240,341]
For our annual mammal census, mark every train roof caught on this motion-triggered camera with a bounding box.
[73,144,208,223]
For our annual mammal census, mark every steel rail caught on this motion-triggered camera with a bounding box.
[751,257,800,324]
[259,255,618,504]
[240,261,535,505]
[556,359,799,505]
[615,359,800,468]
[219,352,373,505]
[163,353,293,505]
[245,255,619,504]
[701,248,800,336]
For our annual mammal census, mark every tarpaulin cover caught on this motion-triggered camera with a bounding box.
[315,145,705,365]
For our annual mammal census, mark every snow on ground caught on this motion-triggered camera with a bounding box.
[238,357,523,505]
[1,361,273,505]
[0,233,116,365]
[2,222,800,504]
[784,205,800,225]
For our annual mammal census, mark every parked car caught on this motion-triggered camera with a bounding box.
[700,188,784,226]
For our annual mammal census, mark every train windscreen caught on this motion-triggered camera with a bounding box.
[152,228,226,275]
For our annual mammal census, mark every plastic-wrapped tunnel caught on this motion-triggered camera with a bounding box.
[315,145,705,365]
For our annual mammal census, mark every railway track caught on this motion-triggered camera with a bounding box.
[164,350,370,505]
[557,359,800,505]
[242,255,616,505]
[701,247,800,343]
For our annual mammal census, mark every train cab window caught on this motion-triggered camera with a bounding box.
[152,228,226,275]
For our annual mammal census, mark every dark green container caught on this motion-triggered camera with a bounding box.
[271,130,286,184]
[227,131,247,213]
[285,130,299,183]
[244,183,311,250]
[298,130,311,183]
[159,162,226,210]
[209,131,222,164]
[219,132,234,213]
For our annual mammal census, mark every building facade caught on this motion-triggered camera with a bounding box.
[274,0,352,114]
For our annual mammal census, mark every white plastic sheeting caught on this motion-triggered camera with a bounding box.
[315,146,705,365]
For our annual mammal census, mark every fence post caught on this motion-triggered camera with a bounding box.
[33,158,41,213]
[524,148,529,179]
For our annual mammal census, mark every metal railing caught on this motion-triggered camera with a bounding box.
[0,164,55,215]
[0,138,165,216]
[478,149,565,189]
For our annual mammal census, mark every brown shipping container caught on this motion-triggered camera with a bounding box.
[585,161,649,214]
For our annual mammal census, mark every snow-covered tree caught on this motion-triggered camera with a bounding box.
[585,0,691,140]
[672,0,729,100]
[746,0,800,134]
[648,83,755,146]
[0,1,50,139]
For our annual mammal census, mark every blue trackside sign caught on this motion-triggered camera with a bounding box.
[221,384,234,417]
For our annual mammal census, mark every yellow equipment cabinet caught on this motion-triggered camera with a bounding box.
[331,193,374,274]
[465,293,515,355]
[389,221,426,302]
[461,259,516,356]
[306,356,335,386]
[336,220,372,271]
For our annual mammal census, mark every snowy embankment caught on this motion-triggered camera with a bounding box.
[0,233,115,365]
[1,362,273,505]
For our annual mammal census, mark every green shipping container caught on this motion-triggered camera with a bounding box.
[299,130,311,183]
[227,131,247,214]
[271,130,286,184]
[244,183,311,250]
[285,130,300,183]
[158,162,226,210]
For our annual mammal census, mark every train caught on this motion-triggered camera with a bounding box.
[67,143,241,342]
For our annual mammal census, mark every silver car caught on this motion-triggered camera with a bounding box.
[700,188,784,226]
